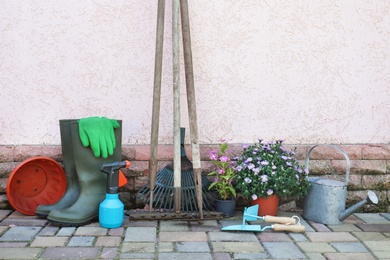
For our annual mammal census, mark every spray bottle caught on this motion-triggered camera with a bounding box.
[99,160,130,228]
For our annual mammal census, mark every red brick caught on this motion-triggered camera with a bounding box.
[0,146,16,162]
[350,160,387,175]
[121,146,136,160]
[305,145,351,160]
[362,174,390,189]
[362,144,390,160]
[13,145,62,162]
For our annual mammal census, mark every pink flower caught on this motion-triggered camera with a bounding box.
[209,150,218,160]
[220,155,229,162]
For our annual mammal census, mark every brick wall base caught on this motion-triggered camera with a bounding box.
[0,144,389,213]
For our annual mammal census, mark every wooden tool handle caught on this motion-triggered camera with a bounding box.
[264,215,297,225]
[273,224,305,233]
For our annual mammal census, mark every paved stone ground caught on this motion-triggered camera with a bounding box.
[0,210,389,259]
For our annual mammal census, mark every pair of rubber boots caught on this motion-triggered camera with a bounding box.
[35,119,122,226]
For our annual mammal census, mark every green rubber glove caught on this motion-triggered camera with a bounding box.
[78,116,120,158]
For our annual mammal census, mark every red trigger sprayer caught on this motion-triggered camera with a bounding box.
[99,160,130,228]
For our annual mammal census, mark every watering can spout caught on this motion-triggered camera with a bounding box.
[339,190,378,222]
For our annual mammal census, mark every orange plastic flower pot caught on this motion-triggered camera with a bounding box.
[250,194,280,216]
[6,156,67,216]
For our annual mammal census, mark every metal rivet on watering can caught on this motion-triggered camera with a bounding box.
[303,144,379,225]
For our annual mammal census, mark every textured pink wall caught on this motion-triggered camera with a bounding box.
[1,1,389,145]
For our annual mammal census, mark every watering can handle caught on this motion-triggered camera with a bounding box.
[305,144,350,185]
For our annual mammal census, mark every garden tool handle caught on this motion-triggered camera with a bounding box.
[264,216,297,225]
[273,224,305,233]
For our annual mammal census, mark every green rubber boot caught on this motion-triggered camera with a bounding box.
[36,120,80,218]
[47,120,122,226]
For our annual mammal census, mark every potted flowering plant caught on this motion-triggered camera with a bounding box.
[208,140,237,217]
[235,139,310,216]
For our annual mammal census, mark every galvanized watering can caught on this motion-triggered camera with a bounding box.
[303,144,378,225]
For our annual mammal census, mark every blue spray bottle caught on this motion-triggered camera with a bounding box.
[99,160,130,228]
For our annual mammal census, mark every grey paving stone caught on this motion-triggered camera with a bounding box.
[352,231,390,241]
[67,236,95,246]
[0,218,47,226]
[176,241,210,252]
[119,252,155,259]
[40,247,98,259]
[56,227,76,236]
[159,220,190,231]
[257,232,291,242]
[208,231,258,242]
[190,220,220,232]
[124,227,156,242]
[0,242,28,247]
[213,252,233,260]
[158,252,213,260]
[296,242,336,253]
[305,252,327,260]
[0,248,42,259]
[0,226,8,235]
[159,231,207,242]
[356,224,390,232]
[100,247,118,259]
[262,242,306,259]
[158,242,174,252]
[355,213,390,224]
[323,252,376,260]
[308,221,331,232]
[289,233,308,242]
[306,232,358,242]
[327,223,362,232]
[211,242,264,253]
[363,240,390,252]
[330,242,368,253]
[74,226,107,236]
[30,236,68,247]
[233,253,269,259]
[38,226,59,236]
[121,242,156,253]
[382,213,390,221]
[95,236,122,246]
[0,226,42,241]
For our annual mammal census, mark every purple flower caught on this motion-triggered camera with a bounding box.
[247,163,255,170]
[235,165,243,172]
[267,189,274,195]
[261,174,268,183]
[295,174,299,179]
[242,144,248,149]
[214,177,219,182]
[286,161,292,166]
[217,168,225,174]
[244,177,252,183]
[252,194,258,200]
[252,167,260,175]
[261,160,269,166]
[220,155,229,162]
[209,150,218,160]
[245,157,253,163]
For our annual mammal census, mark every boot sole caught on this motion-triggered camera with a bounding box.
[48,215,98,227]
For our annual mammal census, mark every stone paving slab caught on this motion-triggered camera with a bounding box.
[159,231,207,242]
[356,223,390,232]
[306,231,358,242]
[355,213,390,224]
[262,241,306,259]
[40,247,99,259]
[0,226,42,241]
[0,248,42,259]
[0,211,389,259]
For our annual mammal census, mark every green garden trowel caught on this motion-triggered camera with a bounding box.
[221,205,305,233]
